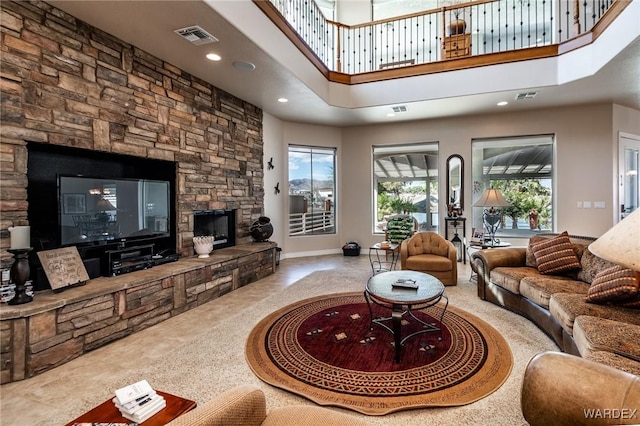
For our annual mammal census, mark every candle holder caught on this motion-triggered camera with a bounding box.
[7,248,33,305]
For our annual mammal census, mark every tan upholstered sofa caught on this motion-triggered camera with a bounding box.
[522,351,640,426]
[166,385,370,426]
[400,232,458,285]
[471,233,640,375]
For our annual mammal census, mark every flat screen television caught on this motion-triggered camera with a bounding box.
[58,175,171,247]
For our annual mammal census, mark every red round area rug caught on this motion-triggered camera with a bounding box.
[245,292,513,415]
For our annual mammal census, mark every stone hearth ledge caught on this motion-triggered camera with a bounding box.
[0,242,276,384]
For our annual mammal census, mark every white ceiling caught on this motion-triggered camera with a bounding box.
[49,0,640,128]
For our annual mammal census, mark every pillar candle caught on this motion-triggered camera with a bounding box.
[9,226,30,249]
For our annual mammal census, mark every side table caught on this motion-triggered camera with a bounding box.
[369,242,399,275]
[65,390,196,426]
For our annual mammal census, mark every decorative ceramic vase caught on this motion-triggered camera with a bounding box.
[249,216,273,242]
[447,18,467,36]
[193,235,214,258]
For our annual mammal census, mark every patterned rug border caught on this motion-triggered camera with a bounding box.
[245,291,513,415]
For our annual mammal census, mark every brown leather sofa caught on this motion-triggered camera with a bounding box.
[471,233,640,375]
[522,351,640,426]
[400,232,457,285]
[166,385,370,426]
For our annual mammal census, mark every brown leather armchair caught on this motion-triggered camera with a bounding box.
[400,232,458,285]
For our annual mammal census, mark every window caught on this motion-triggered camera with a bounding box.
[288,146,336,236]
[471,135,554,237]
[372,0,438,21]
[619,133,640,220]
[373,142,439,234]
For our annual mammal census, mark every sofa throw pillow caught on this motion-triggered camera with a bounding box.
[530,231,581,275]
[587,265,639,306]
[525,235,547,268]
[577,248,618,284]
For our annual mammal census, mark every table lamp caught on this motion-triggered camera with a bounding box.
[588,208,640,277]
[472,188,511,247]
[95,197,116,222]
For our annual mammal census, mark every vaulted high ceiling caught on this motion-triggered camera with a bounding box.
[49,0,640,127]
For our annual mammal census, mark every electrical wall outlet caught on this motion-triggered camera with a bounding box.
[583,201,592,208]
[594,201,606,208]
[577,201,583,208]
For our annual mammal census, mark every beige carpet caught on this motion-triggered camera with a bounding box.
[0,256,557,425]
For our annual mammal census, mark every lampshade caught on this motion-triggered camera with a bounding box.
[588,208,640,271]
[472,188,512,208]
[96,198,116,211]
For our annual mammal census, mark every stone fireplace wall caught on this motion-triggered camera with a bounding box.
[0,1,264,268]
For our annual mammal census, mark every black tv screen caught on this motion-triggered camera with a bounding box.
[59,175,170,246]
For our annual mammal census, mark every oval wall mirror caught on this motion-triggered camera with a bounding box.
[446,154,464,210]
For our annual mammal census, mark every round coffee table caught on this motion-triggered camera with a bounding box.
[364,270,448,363]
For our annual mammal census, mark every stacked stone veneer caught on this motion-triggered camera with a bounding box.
[0,244,275,384]
[0,1,272,384]
[0,0,264,267]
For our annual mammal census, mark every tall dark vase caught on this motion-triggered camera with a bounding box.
[7,248,33,305]
[250,216,273,242]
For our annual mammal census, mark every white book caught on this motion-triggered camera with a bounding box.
[114,379,155,405]
[121,397,166,423]
[113,390,158,414]
[113,392,162,414]
[125,394,165,418]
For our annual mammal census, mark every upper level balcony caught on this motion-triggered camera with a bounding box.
[255,0,628,83]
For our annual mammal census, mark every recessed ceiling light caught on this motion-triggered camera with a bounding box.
[386,113,395,117]
[277,98,288,103]
[206,53,221,61]
[233,61,256,71]
[497,101,508,106]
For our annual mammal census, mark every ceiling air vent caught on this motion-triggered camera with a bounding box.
[515,92,538,100]
[392,105,408,113]
[174,25,219,45]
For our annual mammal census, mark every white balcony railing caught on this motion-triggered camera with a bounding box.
[289,210,335,235]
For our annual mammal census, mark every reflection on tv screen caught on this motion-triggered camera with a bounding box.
[59,176,170,246]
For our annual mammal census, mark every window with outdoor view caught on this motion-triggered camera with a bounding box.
[373,143,439,234]
[471,135,554,237]
[288,145,336,236]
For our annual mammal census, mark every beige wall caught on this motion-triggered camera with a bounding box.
[264,121,344,257]
[263,113,287,248]
[267,103,640,257]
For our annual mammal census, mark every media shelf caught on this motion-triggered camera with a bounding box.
[105,244,155,276]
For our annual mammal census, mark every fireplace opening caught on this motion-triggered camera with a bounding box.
[194,209,236,250]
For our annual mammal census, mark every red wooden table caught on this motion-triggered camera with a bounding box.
[65,390,196,426]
